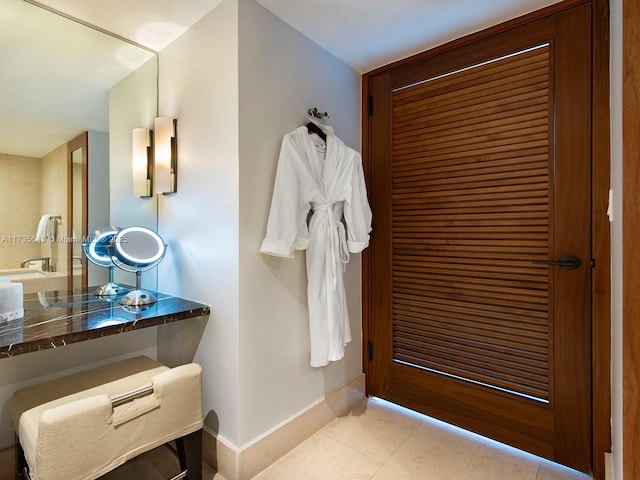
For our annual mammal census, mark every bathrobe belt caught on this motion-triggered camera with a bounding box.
[312,203,350,290]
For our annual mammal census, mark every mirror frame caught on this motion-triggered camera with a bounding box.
[67,132,88,290]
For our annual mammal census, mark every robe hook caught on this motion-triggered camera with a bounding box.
[307,107,329,119]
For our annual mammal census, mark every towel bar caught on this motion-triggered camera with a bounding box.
[110,385,154,407]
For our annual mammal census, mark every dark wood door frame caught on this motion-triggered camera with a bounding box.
[361,0,611,478]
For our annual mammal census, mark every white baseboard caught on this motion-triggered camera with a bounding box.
[604,452,614,480]
[203,374,366,480]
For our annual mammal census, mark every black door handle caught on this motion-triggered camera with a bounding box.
[532,255,581,270]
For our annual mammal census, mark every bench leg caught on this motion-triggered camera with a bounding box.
[15,434,27,480]
[176,429,202,480]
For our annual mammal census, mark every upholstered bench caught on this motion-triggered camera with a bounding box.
[11,356,203,480]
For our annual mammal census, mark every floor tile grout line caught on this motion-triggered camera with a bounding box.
[366,463,386,480]
[319,403,425,465]
[534,461,542,480]
[258,431,383,479]
[377,460,416,480]
[316,430,385,465]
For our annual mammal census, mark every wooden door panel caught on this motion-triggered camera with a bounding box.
[389,364,555,460]
[391,44,552,404]
[366,3,592,474]
[549,5,592,468]
[367,70,393,398]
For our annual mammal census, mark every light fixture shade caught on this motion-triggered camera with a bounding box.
[154,117,177,194]
[132,127,152,197]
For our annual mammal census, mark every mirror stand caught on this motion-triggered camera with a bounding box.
[120,270,157,307]
[95,265,126,297]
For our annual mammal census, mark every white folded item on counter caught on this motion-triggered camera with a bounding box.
[0,282,24,322]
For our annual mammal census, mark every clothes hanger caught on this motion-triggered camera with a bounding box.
[305,108,329,142]
[305,120,327,142]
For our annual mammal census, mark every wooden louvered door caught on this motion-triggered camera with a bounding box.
[366,4,592,474]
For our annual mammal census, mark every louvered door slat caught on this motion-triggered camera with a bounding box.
[397,299,549,332]
[394,291,548,321]
[394,60,549,113]
[393,49,550,103]
[394,80,549,124]
[393,334,549,376]
[395,258,548,281]
[395,155,548,181]
[394,95,550,135]
[398,329,547,396]
[391,44,552,403]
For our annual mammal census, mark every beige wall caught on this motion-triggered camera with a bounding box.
[0,153,42,269]
[109,57,158,289]
[156,0,241,445]
[0,143,68,273]
[39,143,67,273]
[156,0,362,451]
[237,0,362,446]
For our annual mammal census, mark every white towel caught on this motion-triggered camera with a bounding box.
[35,215,57,242]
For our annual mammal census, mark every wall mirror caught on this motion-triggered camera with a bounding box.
[0,0,158,292]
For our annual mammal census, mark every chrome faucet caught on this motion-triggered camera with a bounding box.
[21,257,51,272]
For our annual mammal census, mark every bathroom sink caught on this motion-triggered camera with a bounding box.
[0,269,67,294]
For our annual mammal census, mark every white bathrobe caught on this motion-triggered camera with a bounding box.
[260,126,372,367]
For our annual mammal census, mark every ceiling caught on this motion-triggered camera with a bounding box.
[1,0,155,157]
[36,0,562,73]
[3,0,562,158]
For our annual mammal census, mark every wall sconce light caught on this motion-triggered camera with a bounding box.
[154,117,177,194]
[132,127,153,197]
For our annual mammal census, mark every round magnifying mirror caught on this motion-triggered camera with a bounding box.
[84,227,120,267]
[111,226,166,269]
[110,226,167,307]
[82,227,125,297]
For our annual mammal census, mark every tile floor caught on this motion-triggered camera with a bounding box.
[0,397,594,480]
[253,397,593,480]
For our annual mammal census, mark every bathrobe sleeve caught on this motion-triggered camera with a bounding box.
[344,151,373,253]
[260,132,314,258]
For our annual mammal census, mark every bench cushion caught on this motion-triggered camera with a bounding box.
[12,356,165,430]
[12,356,203,480]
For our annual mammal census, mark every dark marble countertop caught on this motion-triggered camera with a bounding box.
[0,287,210,358]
